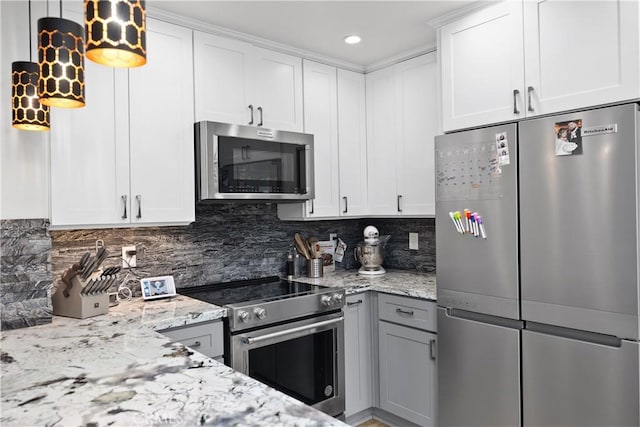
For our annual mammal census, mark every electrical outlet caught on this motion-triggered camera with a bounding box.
[409,233,419,250]
[122,245,137,268]
[329,233,338,242]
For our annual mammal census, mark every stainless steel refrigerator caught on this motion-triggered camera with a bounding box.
[436,103,640,427]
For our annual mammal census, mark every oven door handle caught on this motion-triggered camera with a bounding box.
[240,316,344,345]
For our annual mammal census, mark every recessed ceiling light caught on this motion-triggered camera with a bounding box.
[344,35,361,45]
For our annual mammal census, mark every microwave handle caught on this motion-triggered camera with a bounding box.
[241,316,344,345]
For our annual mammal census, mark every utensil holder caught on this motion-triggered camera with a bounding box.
[307,258,323,278]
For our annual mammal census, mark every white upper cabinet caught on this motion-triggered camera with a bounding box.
[128,18,195,224]
[366,53,439,217]
[523,0,639,116]
[278,64,368,221]
[440,1,525,132]
[194,31,303,132]
[395,54,438,216]
[439,0,640,132]
[337,69,368,217]
[193,33,253,126]
[50,15,194,228]
[301,60,340,218]
[366,66,399,216]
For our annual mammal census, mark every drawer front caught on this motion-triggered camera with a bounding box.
[378,293,436,332]
[160,320,223,359]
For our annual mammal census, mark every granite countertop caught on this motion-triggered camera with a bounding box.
[294,269,437,301]
[0,295,346,427]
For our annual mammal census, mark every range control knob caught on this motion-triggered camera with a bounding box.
[253,307,267,320]
[238,310,250,323]
[332,293,344,305]
[321,295,333,307]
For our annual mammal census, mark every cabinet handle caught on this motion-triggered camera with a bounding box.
[135,195,142,219]
[527,86,535,112]
[245,145,250,160]
[430,339,437,360]
[396,308,414,316]
[346,299,363,307]
[248,105,254,125]
[257,106,263,127]
[191,341,202,348]
[397,195,403,213]
[343,196,348,214]
[513,89,520,114]
[309,199,314,215]
[121,195,128,219]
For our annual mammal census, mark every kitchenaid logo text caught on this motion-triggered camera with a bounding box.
[582,124,617,137]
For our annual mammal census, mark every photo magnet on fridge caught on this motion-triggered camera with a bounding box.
[554,119,583,156]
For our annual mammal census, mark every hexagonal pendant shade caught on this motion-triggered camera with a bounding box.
[11,61,51,131]
[85,0,146,68]
[37,17,85,108]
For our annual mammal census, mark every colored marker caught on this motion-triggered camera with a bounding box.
[449,212,463,234]
[464,209,471,233]
[478,215,487,239]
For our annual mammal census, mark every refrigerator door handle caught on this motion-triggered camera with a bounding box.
[444,307,524,330]
[525,321,622,348]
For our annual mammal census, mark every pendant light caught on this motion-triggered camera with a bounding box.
[11,1,50,131]
[38,0,86,108]
[85,0,147,68]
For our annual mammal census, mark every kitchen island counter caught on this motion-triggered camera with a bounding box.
[294,269,436,301]
[0,295,345,426]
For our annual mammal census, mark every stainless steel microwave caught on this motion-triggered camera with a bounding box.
[195,121,314,202]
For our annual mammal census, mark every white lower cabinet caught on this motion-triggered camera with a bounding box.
[159,320,224,362]
[377,294,437,426]
[344,293,373,418]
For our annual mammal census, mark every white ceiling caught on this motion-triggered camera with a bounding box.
[149,1,481,69]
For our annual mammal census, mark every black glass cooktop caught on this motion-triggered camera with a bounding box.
[178,276,323,306]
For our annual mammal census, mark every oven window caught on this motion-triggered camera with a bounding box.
[248,329,335,405]
[217,136,307,194]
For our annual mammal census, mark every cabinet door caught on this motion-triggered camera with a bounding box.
[193,31,254,125]
[344,293,372,417]
[50,7,129,227]
[379,321,436,426]
[302,60,340,218]
[523,0,640,116]
[395,53,438,216]
[128,18,195,224]
[337,69,368,217]
[252,47,303,132]
[366,67,399,216]
[440,1,525,132]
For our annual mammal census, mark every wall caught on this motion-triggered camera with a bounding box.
[0,219,53,330]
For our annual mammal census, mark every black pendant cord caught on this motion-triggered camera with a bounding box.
[28,0,32,61]
[59,0,62,18]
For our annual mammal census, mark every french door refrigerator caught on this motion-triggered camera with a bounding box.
[519,103,639,427]
[435,123,523,427]
[436,103,640,427]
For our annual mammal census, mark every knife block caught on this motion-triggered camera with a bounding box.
[52,274,110,319]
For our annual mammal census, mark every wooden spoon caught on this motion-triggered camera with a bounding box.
[308,236,319,258]
[294,233,311,260]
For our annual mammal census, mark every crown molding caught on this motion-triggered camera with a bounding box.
[364,44,437,73]
[147,6,366,73]
[427,0,496,29]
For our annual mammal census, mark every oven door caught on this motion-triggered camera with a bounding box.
[229,311,345,417]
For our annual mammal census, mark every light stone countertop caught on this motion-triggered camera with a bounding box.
[0,295,346,427]
[293,269,437,301]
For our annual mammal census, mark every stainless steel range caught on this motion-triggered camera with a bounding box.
[178,277,345,418]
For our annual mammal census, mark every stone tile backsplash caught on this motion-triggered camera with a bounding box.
[3,204,436,329]
[0,219,53,330]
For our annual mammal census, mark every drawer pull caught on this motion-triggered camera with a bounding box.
[191,341,202,348]
[396,308,414,316]
[347,299,363,307]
